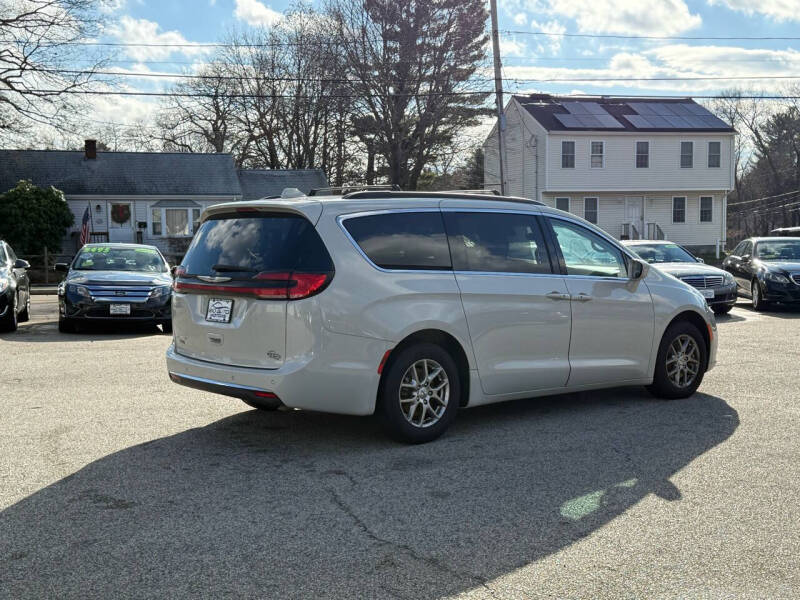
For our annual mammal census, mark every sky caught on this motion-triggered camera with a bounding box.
[72,0,800,141]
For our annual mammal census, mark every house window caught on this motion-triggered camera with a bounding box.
[555,197,570,212]
[708,141,721,168]
[561,141,575,169]
[151,206,201,237]
[673,197,686,223]
[680,142,693,168]
[584,197,598,224]
[590,141,604,168]
[636,141,649,168]
[700,196,713,222]
[151,208,162,235]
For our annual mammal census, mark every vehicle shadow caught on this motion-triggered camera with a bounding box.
[734,300,800,319]
[1,320,167,343]
[0,389,738,599]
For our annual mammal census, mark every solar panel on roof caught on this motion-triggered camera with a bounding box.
[625,115,651,128]
[576,115,602,127]
[597,114,625,128]
[666,116,691,127]
[555,102,624,128]
[554,114,582,128]
[685,103,710,116]
[562,102,589,115]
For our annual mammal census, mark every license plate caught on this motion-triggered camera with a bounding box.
[702,289,715,299]
[110,303,131,315]
[206,298,233,323]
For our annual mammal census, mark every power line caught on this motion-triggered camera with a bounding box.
[728,189,800,207]
[503,30,800,41]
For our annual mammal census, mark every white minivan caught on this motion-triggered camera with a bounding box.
[166,191,717,443]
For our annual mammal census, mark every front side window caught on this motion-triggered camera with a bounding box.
[555,197,570,212]
[561,141,575,168]
[741,241,753,257]
[700,197,713,223]
[680,142,693,168]
[590,141,604,168]
[708,141,721,168]
[673,197,686,223]
[549,219,627,278]
[444,212,552,274]
[343,211,451,270]
[584,197,598,224]
[636,141,649,168]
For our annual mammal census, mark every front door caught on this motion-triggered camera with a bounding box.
[443,210,572,396]
[108,202,135,243]
[625,197,644,239]
[545,217,654,387]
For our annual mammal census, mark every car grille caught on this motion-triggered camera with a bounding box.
[85,284,155,301]
[792,274,800,285]
[680,275,724,289]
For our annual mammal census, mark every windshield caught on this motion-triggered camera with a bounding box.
[630,243,696,264]
[72,246,168,272]
[755,239,800,261]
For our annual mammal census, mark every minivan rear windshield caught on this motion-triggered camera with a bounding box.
[181,213,333,277]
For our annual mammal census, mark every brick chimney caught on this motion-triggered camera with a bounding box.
[85,139,97,159]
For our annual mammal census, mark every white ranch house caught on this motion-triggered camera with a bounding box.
[484,94,736,253]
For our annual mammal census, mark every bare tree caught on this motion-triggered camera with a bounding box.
[0,0,107,139]
[325,0,490,190]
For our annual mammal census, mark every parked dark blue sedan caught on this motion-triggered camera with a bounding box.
[55,243,172,333]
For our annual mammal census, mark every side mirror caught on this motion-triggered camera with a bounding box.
[13,258,30,269]
[629,258,647,280]
[696,257,705,263]
[54,263,69,272]
[170,265,180,278]
[741,254,751,262]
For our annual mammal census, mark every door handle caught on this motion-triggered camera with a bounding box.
[572,293,593,302]
[545,291,571,301]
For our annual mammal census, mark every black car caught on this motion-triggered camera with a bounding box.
[0,240,31,332]
[55,243,173,333]
[722,237,800,311]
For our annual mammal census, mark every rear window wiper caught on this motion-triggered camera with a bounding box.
[211,264,257,273]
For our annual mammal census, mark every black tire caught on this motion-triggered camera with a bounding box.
[0,294,18,332]
[377,342,461,444]
[161,320,173,334]
[241,398,281,411]
[751,280,769,311]
[18,294,30,322]
[58,317,76,333]
[712,304,733,316]
[647,320,707,400]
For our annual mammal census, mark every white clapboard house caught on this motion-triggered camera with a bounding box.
[484,94,736,253]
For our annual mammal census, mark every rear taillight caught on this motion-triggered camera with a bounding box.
[173,271,332,300]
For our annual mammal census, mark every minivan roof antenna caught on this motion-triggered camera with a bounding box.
[280,187,305,199]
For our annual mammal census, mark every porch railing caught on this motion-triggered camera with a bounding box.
[646,222,665,240]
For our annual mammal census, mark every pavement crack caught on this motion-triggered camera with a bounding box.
[328,487,497,597]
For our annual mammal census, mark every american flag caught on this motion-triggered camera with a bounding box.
[79,206,91,247]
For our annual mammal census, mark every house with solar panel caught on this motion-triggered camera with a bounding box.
[483,94,736,254]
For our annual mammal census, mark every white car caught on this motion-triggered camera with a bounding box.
[166,191,717,443]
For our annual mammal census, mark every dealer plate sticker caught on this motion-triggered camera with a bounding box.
[702,289,715,299]
[206,298,233,323]
[110,304,131,315]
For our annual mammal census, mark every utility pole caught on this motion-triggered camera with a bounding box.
[489,0,506,195]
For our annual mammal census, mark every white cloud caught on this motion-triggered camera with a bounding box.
[234,0,282,27]
[709,0,798,22]
[500,38,527,57]
[513,12,528,25]
[530,19,565,54]
[108,16,210,61]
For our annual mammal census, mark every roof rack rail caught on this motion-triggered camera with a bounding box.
[309,184,401,196]
[342,190,544,205]
[440,189,500,195]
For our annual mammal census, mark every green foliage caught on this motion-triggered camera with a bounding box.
[0,180,74,254]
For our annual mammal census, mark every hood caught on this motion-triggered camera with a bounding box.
[756,260,800,273]
[649,262,727,278]
[67,270,172,286]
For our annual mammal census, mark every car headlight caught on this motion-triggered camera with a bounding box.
[0,276,8,294]
[722,271,735,284]
[764,271,790,284]
[67,284,90,298]
[149,285,171,299]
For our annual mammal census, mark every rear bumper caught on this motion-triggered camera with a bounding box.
[165,329,391,416]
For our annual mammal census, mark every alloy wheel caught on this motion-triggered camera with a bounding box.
[398,359,449,428]
[666,334,700,389]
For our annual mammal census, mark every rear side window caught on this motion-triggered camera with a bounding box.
[444,212,552,274]
[0,245,6,263]
[342,212,451,270]
[182,213,333,277]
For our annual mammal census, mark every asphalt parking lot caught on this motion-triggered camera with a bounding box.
[1,296,799,599]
